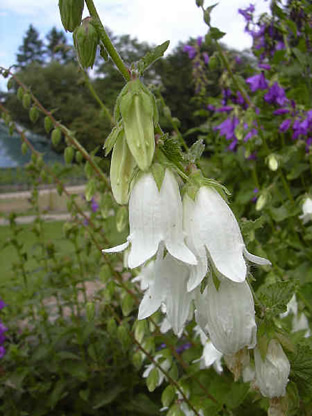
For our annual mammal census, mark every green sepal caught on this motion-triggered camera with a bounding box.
[116,206,128,232]
[151,163,166,191]
[185,139,205,164]
[136,40,170,75]
[119,79,156,171]
[110,133,137,205]
[103,123,123,156]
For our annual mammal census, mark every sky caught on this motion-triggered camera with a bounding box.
[0,0,271,90]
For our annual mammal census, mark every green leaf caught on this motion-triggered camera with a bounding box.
[161,385,176,407]
[258,281,296,316]
[121,293,135,316]
[290,344,312,392]
[146,367,159,392]
[85,178,96,201]
[92,385,125,409]
[160,135,184,166]
[204,3,218,25]
[209,27,226,40]
[137,40,170,75]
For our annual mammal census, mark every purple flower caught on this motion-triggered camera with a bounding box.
[91,198,99,213]
[228,138,238,151]
[248,152,257,161]
[246,73,268,92]
[279,119,292,133]
[264,82,287,106]
[273,108,289,115]
[0,300,6,310]
[176,342,192,354]
[183,45,196,59]
[222,88,232,105]
[203,52,209,65]
[276,41,285,50]
[215,116,239,140]
[258,63,271,70]
[244,128,257,142]
[252,187,259,202]
[0,322,7,334]
[207,104,215,112]
[235,56,242,65]
[238,4,255,22]
[0,346,5,358]
[197,37,203,47]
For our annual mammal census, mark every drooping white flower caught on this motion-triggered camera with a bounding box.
[299,197,312,224]
[183,186,271,290]
[138,251,195,336]
[280,294,311,337]
[103,169,197,269]
[254,339,290,398]
[142,353,171,387]
[195,277,257,356]
[195,341,223,374]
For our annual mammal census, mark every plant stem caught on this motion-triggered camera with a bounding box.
[85,0,130,81]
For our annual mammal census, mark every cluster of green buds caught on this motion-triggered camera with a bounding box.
[104,79,158,204]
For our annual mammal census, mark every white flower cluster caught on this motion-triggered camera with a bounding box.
[103,168,292,398]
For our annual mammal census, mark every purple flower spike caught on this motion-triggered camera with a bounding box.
[0,300,6,310]
[264,82,287,106]
[247,152,257,161]
[279,119,292,133]
[203,52,209,65]
[197,37,203,47]
[246,73,268,92]
[228,138,238,151]
[183,45,197,59]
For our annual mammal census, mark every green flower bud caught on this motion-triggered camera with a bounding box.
[268,154,279,171]
[64,146,75,164]
[29,106,39,123]
[119,79,156,171]
[74,18,99,69]
[44,116,53,134]
[22,93,31,109]
[110,132,136,205]
[75,150,83,163]
[17,87,24,101]
[59,0,84,32]
[51,128,62,146]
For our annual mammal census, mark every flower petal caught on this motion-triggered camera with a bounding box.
[243,247,271,266]
[102,240,129,253]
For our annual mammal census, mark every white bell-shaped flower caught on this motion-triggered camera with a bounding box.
[138,251,195,336]
[195,276,257,355]
[103,169,197,268]
[299,197,312,224]
[254,339,290,398]
[183,186,271,289]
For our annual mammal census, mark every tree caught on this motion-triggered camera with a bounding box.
[46,27,75,64]
[16,25,45,67]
